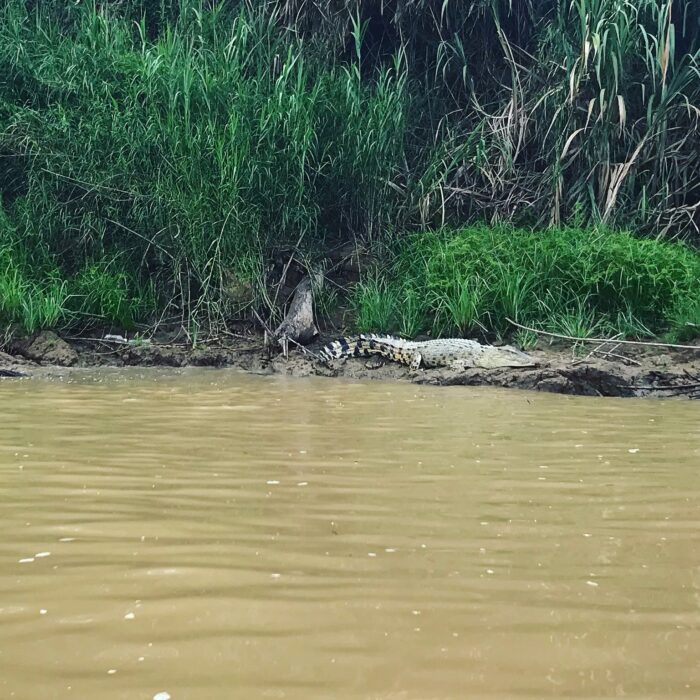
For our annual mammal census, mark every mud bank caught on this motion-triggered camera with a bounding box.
[2,330,700,399]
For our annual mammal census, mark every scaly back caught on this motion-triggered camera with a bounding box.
[320,335,414,365]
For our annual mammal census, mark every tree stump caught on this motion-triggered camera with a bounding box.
[271,276,318,357]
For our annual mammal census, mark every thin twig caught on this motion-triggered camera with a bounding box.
[570,335,642,366]
[571,334,622,365]
[284,336,327,363]
[593,350,642,366]
[621,382,700,391]
[105,219,174,260]
[271,231,306,311]
[507,318,700,351]
[251,308,274,336]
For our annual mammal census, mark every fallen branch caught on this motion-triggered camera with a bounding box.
[507,318,700,351]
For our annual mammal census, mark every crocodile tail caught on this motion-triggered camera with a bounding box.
[320,334,412,365]
[320,336,358,362]
[356,335,414,364]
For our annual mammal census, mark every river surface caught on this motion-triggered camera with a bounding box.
[1,369,699,700]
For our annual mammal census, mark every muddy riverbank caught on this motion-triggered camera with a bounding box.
[2,329,700,398]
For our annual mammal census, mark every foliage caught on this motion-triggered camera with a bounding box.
[0,0,698,334]
[353,225,700,340]
[0,0,411,331]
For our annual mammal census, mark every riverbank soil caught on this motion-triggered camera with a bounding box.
[2,330,700,399]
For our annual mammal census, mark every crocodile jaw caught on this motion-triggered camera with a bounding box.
[475,345,537,369]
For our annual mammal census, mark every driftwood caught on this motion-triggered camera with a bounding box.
[271,276,318,357]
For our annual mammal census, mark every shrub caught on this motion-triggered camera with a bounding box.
[354,226,700,340]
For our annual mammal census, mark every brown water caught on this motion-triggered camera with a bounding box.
[1,370,699,700]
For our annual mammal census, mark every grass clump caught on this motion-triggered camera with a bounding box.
[0,255,68,333]
[68,262,155,330]
[354,226,700,342]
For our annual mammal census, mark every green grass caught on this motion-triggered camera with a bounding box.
[353,276,398,334]
[0,0,698,336]
[68,261,155,330]
[353,225,700,342]
[0,251,68,333]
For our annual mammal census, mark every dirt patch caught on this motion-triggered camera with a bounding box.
[8,331,79,366]
[2,331,699,399]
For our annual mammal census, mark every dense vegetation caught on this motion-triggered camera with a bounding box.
[1,0,698,339]
[354,226,700,343]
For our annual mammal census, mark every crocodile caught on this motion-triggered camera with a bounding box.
[320,334,536,370]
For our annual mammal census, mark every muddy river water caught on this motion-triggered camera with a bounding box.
[1,369,699,699]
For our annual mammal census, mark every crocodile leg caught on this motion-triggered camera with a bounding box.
[410,353,422,370]
[447,359,472,371]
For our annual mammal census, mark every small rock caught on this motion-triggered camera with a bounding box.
[0,368,28,377]
[0,350,32,376]
[535,375,574,394]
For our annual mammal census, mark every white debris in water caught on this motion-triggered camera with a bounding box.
[270,573,281,579]
[40,609,47,615]
[296,482,308,486]
[19,558,35,564]
[586,580,599,587]
[412,610,421,616]
[35,552,51,558]
[368,552,377,557]
[153,693,171,700]
[628,448,640,453]
[384,548,396,553]
[583,533,592,537]
[107,669,117,675]
[486,569,494,574]
[266,480,280,485]
[138,657,145,662]
[124,612,135,620]
[59,538,76,542]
